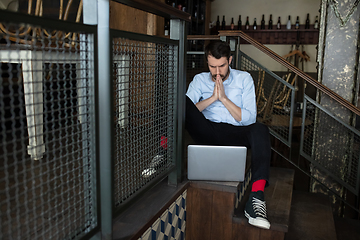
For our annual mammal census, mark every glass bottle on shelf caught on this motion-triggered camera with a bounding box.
[261,14,265,29]
[183,0,188,12]
[268,14,273,29]
[231,17,235,30]
[238,15,242,30]
[286,15,291,29]
[164,19,170,36]
[305,13,310,29]
[177,0,182,11]
[314,16,319,29]
[276,16,281,29]
[221,15,226,30]
[253,18,257,30]
[295,16,300,29]
[191,40,196,51]
[216,15,220,31]
[245,16,250,30]
[193,3,197,18]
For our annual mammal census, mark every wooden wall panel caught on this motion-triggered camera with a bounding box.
[211,190,234,240]
[109,0,164,35]
[186,187,213,240]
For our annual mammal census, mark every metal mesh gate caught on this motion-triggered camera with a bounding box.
[239,52,296,145]
[112,36,178,207]
[301,96,360,195]
[0,16,97,240]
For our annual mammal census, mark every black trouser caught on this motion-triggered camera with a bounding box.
[185,96,271,186]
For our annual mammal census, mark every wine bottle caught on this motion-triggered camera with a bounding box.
[216,15,220,31]
[245,16,250,30]
[268,14,273,29]
[260,14,265,29]
[295,16,300,29]
[193,4,197,18]
[253,18,257,30]
[238,15,242,30]
[276,16,281,29]
[222,15,226,30]
[177,0,182,11]
[171,0,176,8]
[305,13,310,29]
[191,40,196,50]
[231,17,235,30]
[286,15,291,29]
[182,0,187,12]
[164,19,170,36]
[314,16,319,29]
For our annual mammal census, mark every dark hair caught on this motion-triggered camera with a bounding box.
[205,40,231,61]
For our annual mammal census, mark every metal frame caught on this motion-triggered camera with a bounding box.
[96,1,114,239]
[0,0,188,238]
[300,95,360,195]
[0,7,100,240]
[238,50,297,146]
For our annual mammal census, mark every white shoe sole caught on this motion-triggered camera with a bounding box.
[141,168,156,178]
[244,210,271,229]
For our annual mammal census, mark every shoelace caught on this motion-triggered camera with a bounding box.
[252,197,268,219]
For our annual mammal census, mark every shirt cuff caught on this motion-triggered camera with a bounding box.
[240,109,251,124]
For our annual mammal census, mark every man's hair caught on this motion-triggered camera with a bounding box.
[205,40,231,61]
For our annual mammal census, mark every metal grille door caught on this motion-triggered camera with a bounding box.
[0,16,97,240]
[112,37,178,207]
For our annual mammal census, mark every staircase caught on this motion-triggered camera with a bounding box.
[186,166,360,240]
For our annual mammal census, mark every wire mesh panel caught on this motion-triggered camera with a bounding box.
[113,37,178,207]
[301,96,360,195]
[0,18,97,239]
[239,52,296,145]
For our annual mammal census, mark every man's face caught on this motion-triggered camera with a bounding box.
[207,55,232,81]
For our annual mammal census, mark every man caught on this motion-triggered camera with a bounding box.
[185,40,271,229]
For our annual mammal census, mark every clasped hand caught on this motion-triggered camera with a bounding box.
[212,74,228,102]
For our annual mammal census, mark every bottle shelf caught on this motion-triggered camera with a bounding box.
[212,24,319,45]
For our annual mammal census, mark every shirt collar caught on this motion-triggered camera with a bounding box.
[224,67,233,85]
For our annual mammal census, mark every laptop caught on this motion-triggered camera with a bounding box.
[187,145,247,182]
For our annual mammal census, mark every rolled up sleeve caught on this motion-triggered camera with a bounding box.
[238,74,257,126]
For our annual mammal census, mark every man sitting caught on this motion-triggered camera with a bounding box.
[185,40,271,229]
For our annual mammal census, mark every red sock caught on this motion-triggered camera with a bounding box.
[160,136,168,150]
[251,179,266,192]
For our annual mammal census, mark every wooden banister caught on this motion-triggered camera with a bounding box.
[217,30,360,116]
[187,35,220,40]
[112,0,191,22]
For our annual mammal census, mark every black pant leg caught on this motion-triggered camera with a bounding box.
[185,96,271,185]
[245,122,271,186]
[185,96,218,145]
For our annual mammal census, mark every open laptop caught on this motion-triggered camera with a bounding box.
[187,145,247,182]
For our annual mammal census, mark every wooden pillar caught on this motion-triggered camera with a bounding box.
[312,0,360,214]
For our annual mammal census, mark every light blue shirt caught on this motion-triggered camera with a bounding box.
[186,67,257,126]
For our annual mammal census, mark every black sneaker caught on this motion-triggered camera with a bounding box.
[244,191,271,229]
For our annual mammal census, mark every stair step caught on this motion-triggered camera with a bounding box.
[233,167,295,233]
[284,191,337,240]
[334,216,360,240]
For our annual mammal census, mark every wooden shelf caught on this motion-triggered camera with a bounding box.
[213,25,319,45]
